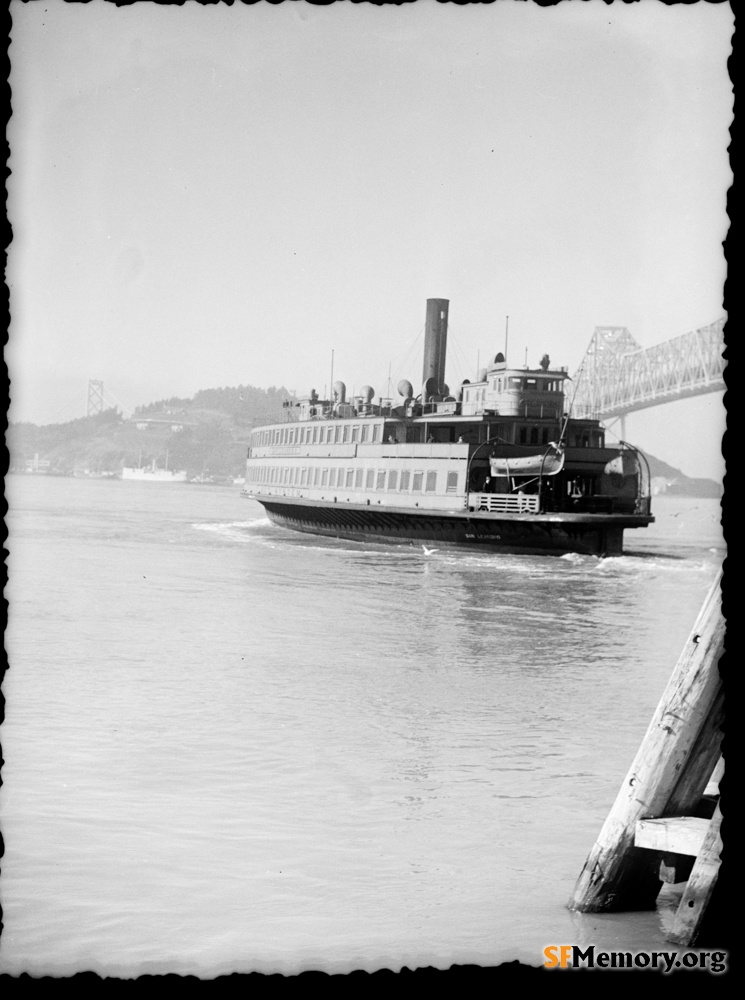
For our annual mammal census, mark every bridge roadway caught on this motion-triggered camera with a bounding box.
[571,317,726,421]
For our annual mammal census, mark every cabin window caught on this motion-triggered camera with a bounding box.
[426,471,437,492]
[351,425,359,442]
[345,469,354,488]
[311,427,317,444]
[388,471,398,491]
[321,468,329,486]
[376,470,386,490]
[372,424,381,443]
[400,470,411,491]
[520,428,527,444]
[354,469,363,488]
[335,425,342,444]
[343,425,350,443]
[446,472,458,492]
[530,427,538,445]
[313,467,320,486]
[301,468,307,485]
[360,425,369,443]
[542,428,549,444]
[412,471,423,491]
[365,469,374,489]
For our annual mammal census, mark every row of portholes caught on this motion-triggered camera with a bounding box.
[246,465,460,494]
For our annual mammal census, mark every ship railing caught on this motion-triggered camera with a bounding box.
[468,493,539,513]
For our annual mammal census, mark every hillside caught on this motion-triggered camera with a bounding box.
[7,385,296,481]
[6,389,724,497]
[642,453,723,499]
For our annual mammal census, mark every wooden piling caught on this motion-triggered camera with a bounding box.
[567,570,724,916]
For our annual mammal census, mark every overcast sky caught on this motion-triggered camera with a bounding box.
[7,0,731,480]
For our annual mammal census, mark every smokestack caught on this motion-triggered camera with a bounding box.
[422,298,449,395]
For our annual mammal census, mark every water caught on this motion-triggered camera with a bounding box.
[2,477,725,976]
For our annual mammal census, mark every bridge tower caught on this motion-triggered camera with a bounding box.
[87,380,105,417]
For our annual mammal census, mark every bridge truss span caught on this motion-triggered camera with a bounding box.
[572,317,726,421]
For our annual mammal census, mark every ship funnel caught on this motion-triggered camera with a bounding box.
[332,380,347,403]
[422,298,449,396]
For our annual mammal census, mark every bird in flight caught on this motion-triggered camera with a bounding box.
[422,545,438,556]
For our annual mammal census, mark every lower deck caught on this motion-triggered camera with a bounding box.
[245,493,654,557]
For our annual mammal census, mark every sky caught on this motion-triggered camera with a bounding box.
[7,0,732,481]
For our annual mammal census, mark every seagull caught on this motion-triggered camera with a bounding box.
[422,544,438,556]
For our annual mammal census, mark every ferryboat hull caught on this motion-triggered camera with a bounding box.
[259,497,652,557]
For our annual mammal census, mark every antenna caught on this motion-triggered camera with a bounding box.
[504,316,509,364]
[330,349,334,400]
[524,347,528,368]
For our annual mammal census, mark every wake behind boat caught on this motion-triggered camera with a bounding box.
[241,299,654,556]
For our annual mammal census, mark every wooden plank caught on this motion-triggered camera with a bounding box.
[658,856,695,884]
[704,755,724,797]
[635,816,710,856]
[668,804,723,946]
[568,571,724,913]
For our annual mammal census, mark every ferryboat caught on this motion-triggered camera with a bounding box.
[241,299,653,556]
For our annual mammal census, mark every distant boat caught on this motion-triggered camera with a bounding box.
[121,452,187,483]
